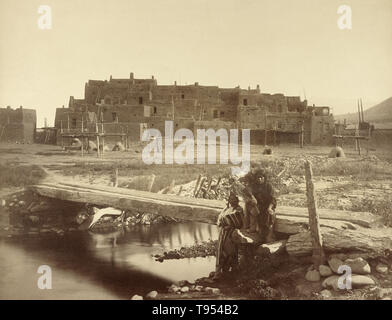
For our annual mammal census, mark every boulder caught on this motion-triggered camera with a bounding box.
[168,284,180,293]
[145,291,158,299]
[180,286,189,293]
[328,258,344,274]
[351,275,375,288]
[211,288,221,295]
[376,264,389,274]
[319,289,333,298]
[344,257,371,275]
[194,285,203,292]
[319,265,333,277]
[131,295,143,300]
[322,275,340,291]
[305,270,321,282]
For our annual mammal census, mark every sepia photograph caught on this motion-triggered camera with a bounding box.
[0,0,392,305]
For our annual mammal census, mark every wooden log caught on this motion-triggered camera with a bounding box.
[32,181,382,229]
[304,160,326,266]
[286,228,392,258]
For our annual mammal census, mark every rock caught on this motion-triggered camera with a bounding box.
[168,284,180,293]
[211,288,221,295]
[376,264,389,274]
[345,257,371,275]
[204,287,213,293]
[319,289,332,298]
[351,275,375,288]
[322,276,340,291]
[328,258,344,273]
[305,270,321,282]
[131,295,143,300]
[194,285,203,292]
[319,265,333,277]
[18,200,26,206]
[145,291,158,299]
[178,280,190,287]
[180,286,189,293]
[295,283,322,297]
[377,288,392,299]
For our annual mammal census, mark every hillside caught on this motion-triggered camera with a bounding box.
[335,97,392,124]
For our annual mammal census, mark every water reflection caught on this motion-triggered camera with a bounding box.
[0,222,218,300]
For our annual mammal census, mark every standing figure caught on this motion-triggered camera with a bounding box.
[240,168,277,243]
[214,192,244,279]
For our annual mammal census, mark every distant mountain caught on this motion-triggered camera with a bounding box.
[335,97,392,124]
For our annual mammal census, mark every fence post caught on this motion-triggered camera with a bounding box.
[304,160,325,267]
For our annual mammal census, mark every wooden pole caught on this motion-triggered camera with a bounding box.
[300,122,304,148]
[264,108,267,147]
[81,116,84,157]
[101,122,105,156]
[60,121,64,148]
[113,168,118,187]
[304,160,325,267]
[193,174,202,197]
[147,174,156,192]
[96,122,100,158]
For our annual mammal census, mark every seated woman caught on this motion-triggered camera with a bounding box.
[214,192,244,279]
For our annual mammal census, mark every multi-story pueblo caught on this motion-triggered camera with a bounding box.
[55,72,334,146]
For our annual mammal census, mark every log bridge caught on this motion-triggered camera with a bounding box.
[32,181,391,258]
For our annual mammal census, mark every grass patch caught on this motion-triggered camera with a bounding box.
[0,164,47,188]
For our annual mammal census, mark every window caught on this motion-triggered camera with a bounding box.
[139,96,143,105]
[112,112,117,121]
[153,107,157,114]
[72,118,77,128]
[220,111,225,117]
[181,94,185,99]
[213,110,218,119]
[243,99,248,106]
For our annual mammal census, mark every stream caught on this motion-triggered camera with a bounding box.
[0,222,218,300]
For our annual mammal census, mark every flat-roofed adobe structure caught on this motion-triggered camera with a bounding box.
[0,106,36,143]
[55,73,335,145]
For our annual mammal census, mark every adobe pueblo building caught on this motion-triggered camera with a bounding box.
[54,73,335,146]
[0,106,36,143]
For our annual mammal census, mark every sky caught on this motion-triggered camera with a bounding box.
[0,0,391,126]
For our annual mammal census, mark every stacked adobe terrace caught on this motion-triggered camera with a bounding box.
[54,73,335,145]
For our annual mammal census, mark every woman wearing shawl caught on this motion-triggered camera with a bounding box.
[215,192,244,278]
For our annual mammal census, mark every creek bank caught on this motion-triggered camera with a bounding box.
[0,189,181,238]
